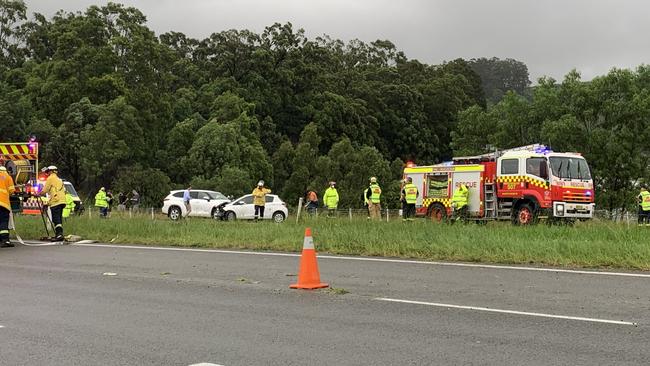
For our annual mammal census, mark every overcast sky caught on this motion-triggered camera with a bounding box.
[24,0,650,82]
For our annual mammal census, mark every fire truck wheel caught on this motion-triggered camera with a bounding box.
[514,203,537,225]
[428,204,447,223]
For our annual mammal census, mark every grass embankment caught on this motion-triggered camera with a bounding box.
[12,214,650,270]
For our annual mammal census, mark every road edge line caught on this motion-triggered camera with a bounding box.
[375,297,638,326]
[69,243,650,279]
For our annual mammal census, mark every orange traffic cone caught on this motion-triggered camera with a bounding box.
[290,228,329,290]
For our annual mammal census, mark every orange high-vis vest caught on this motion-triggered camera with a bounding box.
[0,171,16,211]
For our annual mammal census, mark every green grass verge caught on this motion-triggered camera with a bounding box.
[12,214,650,270]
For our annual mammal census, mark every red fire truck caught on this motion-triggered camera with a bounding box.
[1,140,84,215]
[403,144,595,224]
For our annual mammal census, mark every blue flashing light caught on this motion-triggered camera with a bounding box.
[585,190,592,196]
[441,161,454,167]
[533,145,553,155]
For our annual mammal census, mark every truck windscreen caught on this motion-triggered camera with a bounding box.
[549,157,591,180]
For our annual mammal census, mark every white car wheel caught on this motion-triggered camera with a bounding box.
[272,211,285,223]
[226,211,237,221]
[168,206,182,221]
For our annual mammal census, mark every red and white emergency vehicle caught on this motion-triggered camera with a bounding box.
[1,139,83,215]
[403,144,595,224]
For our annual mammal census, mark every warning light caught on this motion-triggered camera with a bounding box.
[533,145,553,155]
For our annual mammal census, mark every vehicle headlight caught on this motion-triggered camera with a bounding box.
[556,204,564,216]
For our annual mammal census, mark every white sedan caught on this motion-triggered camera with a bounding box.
[162,190,230,220]
[221,194,288,223]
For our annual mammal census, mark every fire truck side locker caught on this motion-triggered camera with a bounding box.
[450,165,483,217]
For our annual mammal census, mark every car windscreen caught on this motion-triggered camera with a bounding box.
[64,182,78,197]
[549,157,592,180]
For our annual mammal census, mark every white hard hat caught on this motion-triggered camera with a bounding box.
[47,165,58,171]
[0,166,6,172]
[370,176,377,183]
[257,180,264,186]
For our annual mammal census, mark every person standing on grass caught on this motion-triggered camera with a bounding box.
[106,190,114,217]
[252,180,271,220]
[323,181,339,218]
[638,186,650,226]
[41,166,67,241]
[95,187,109,218]
[305,189,319,216]
[183,185,192,218]
[401,177,418,221]
[130,189,140,211]
[117,192,127,211]
[0,166,16,247]
[363,187,370,219]
[365,177,382,220]
[63,190,76,219]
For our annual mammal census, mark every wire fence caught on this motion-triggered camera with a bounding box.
[73,197,645,224]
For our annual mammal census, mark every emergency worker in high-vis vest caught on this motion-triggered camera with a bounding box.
[323,181,339,218]
[63,192,76,219]
[95,187,109,218]
[638,186,650,226]
[365,177,382,220]
[41,165,66,240]
[451,184,469,222]
[401,177,419,221]
[0,166,16,247]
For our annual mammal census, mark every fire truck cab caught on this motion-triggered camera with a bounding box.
[404,144,595,224]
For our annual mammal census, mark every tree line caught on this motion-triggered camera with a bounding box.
[1,1,645,212]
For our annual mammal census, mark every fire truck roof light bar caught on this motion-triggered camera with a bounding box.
[452,144,552,162]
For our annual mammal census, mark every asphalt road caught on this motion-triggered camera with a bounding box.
[1,242,649,366]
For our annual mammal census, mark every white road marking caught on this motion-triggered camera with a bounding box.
[188,363,224,366]
[376,297,637,326]
[0,325,4,328]
[70,243,650,279]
